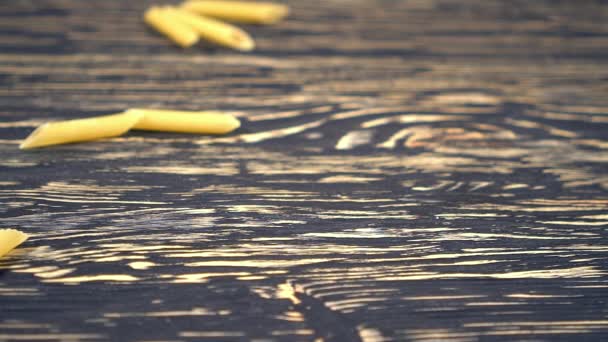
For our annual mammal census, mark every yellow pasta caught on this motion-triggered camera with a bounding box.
[20,109,241,149]
[181,1,289,24]
[128,108,241,134]
[144,6,199,48]
[0,229,28,258]
[166,7,255,51]
[20,112,143,149]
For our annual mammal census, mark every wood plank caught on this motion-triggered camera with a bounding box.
[1,0,608,340]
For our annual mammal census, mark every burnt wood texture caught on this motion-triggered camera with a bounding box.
[1,0,608,341]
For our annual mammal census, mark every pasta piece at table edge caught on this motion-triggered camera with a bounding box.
[0,229,29,258]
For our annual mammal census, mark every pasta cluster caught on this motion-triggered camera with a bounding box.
[145,1,289,51]
[0,229,28,259]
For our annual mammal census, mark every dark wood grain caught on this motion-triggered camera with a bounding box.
[1,0,608,341]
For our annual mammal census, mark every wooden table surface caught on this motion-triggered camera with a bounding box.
[1,0,608,341]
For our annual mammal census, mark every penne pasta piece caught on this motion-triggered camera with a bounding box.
[0,229,28,258]
[166,7,255,51]
[181,1,289,25]
[20,109,240,149]
[144,6,200,48]
[20,112,144,149]
[128,108,241,135]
